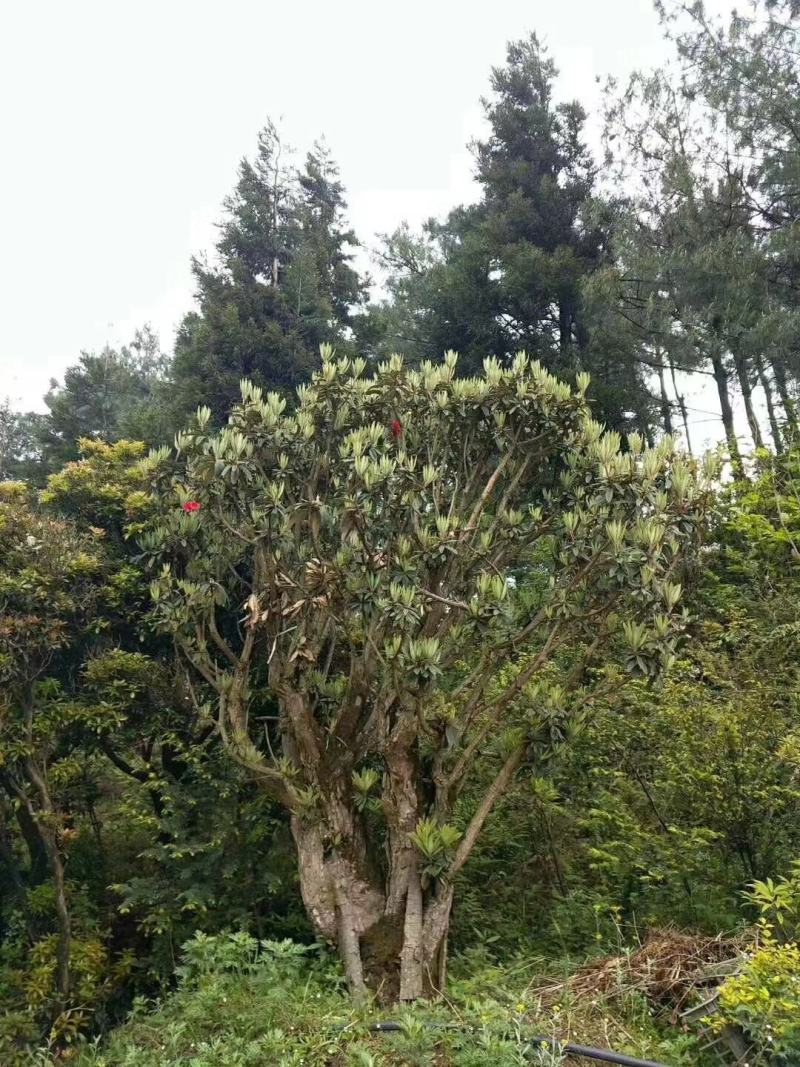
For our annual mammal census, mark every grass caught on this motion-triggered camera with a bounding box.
[23,932,720,1067]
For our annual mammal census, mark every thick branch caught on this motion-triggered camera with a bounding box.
[448,744,526,878]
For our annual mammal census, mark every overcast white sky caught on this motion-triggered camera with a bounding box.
[1,0,737,447]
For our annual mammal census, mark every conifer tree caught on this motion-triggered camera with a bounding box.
[368,36,655,432]
[172,124,365,422]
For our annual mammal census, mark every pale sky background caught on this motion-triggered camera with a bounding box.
[1,0,740,450]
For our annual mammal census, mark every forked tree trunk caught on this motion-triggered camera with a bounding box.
[711,350,745,480]
[734,352,764,450]
[756,355,784,455]
[289,816,383,997]
[281,724,531,1001]
[772,354,800,443]
[668,357,693,456]
[288,734,459,1004]
[291,815,454,1001]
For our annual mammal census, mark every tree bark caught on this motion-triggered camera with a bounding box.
[290,815,384,996]
[756,355,784,454]
[399,859,424,1001]
[657,362,674,436]
[26,760,71,1006]
[8,787,49,883]
[421,882,455,990]
[268,698,525,1002]
[668,357,693,455]
[334,869,369,1002]
[733,351,764,449]
[289,785,454,1000]
[711,350,745,480]
[772,354,799,443]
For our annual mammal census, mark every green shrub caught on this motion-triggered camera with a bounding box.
[59,933,708,1066]
[714,941,800,1064]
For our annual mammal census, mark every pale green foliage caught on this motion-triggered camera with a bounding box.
[138,349,712,965]
[143,348,710,715]
[746,863,800,944]
[410,818,463,880]
[714,941,800,1063]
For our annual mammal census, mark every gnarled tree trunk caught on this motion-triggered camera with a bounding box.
[290,811,453,1001]
[283,724,466,1001]
[283,729,528,1001]
[291,815,384,998]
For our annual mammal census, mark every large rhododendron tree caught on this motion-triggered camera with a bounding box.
[141,348,713,999]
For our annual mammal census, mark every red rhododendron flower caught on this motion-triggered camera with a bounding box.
[390,419,403,439]
[182,500,201,513]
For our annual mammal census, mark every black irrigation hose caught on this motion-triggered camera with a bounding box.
[365,1021,672,1067]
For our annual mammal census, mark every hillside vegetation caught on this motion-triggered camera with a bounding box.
[3,3,800,1065]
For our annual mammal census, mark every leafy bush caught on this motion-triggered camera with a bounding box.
[176,931,318,982]
[58,933,706,1067]
[746,863,800,944]
[714,942,800,1064]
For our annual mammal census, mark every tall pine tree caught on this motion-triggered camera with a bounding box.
[172,123,364,421]
[473,34,601,363]
[367,35,654,431]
